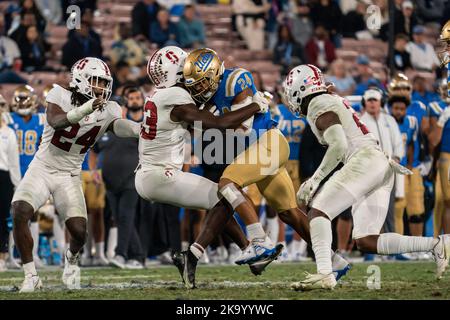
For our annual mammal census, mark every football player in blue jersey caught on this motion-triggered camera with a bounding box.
[5,85,45,268]
[429,79,450,235]
[389,94,422,237]
[387,75,430,239]
[7,85,45,177]
[181,49,350,281]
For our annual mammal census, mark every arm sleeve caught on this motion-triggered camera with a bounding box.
[7,129,21,188]
[311,123,348,183]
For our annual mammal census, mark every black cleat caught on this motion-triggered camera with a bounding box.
[183,250,198,289]
[248,243,284,276]
[171,251,185,284]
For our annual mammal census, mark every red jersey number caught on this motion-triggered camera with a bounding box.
[141,101,158,140]
[51,125,101,154]
[342,99,369,135]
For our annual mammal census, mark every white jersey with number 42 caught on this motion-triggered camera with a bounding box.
[139,86,194,170]
[34,85,122,174]
[307,93,379,161]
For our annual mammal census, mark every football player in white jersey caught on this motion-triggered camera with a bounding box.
[135,46,273,288]
[12,57,141,292]
[283,64,450,291]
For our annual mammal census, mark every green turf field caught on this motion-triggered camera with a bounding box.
[0,261,449,299]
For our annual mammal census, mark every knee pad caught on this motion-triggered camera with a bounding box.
[219,183,247,210]
[408,214,424,224]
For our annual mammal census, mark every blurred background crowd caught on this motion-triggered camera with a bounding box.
[0,0,449,270]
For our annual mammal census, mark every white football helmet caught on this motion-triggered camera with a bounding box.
[282,64,327,115]
[147,46,188,89]
[69,57,113,101]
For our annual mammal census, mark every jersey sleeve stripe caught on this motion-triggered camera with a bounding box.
[429,102,443,115]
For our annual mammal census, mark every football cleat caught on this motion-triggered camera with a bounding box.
[235,237,283,265]
[62,250,81,290]
[172,250,198,289]
[183,250,198,289]
[291,272,336,291]
[248,243,284,276]
[20,274,42,293]
[431,235,450,280]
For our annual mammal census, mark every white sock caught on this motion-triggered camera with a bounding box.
[181,241,189,251]
[310,217,333,275]
[107,227,117,259]
[266,217,279,243]
[246,222,266,240]
[23,262,37,276]
[190,243,205,260]
[30,222,39,258]
[377,233,437,255]
[95,242,105,258]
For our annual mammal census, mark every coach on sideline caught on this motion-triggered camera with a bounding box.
[0,105,21,271]
[360,88,404,234]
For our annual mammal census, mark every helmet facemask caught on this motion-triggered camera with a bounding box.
[88,76,112,101]
[186,72,220,104]
[12,90,37,116]
[282,82,302,118]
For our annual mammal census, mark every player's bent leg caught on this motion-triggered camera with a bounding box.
[12,201,35,265]
[353,181,450,280]
[219,129,290,241]
[220,131,291,266]
[12,201,43,293]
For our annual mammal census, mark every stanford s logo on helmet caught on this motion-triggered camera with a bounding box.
[282,64,327,116]
[147,46,188,89]
[70,57,113,101]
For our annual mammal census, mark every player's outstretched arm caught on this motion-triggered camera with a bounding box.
[109,118,141,138]
[46,98,104,130]
[171,103,261,130]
